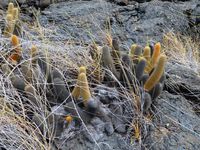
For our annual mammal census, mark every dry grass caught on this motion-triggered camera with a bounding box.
[0,2,199,149]
[162,31,200,74]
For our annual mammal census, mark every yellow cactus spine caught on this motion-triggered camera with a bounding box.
[79,66,86,74]
[30,45,38,66]
[152,42,161,66]
[12,8,19,20]
[4,14,14,36]
[7,3,14,14]
[144,55,166,91]
[71,66,87,99]
[31,45,37,55]
[129,44,137,57]
[9,35,22,64]
[11,35,19,47]
[11,35,22,53]
[144,46,152,73]
[4,3,21,37]
[143,46,151,61]
[79,72,91,106]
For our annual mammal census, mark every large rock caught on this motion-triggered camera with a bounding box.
[0,0,67,8]
[143,61,200,149]
[57,117,137,150]
[144,91,200,150]
[39,0,199,46]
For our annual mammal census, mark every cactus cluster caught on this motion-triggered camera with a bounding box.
[0,35,167,140]
[4,2,21,37]
[1,3,169,145]
[8,35,22,64]
[0,4,167,139]
[100,37,167,114]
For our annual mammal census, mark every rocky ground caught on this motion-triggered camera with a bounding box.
[0,0,200,150]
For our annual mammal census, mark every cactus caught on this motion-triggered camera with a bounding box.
[101,46,119,79]
[111,37,121,71]
[144,55,166,91]
[149,83,162,100]
[159,72,166,85]
[4,14,14,37]
[11,35,22,53]
[10,75,26,91]
[79,66,86,74]
[145,42,161,73]
[8,53,21,65]
[30,45,38,66]
[12,8,19,20]
[132,45,142,64]
[71,66,86,99]
[129,44,137,57]
[12,7,21,36]
[120,54,134,88]
[7,3,14,15]
[149,42,154,56]
[142,92,152,114]
[4,3,21,37]
[134,45,142,56]
[140,74,149,85]
[8,35,22,64]
[135,58,146,81]
[112,37,120,52]
[11,35,19,47]
[20,62,33,82]
[152,42,161,67]
[51,69,63,80]
[78,72,91,106]
[53,78,71,104]
[143,46,151,61]
[71,85,80,100]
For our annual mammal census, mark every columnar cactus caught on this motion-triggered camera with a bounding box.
[101,46,119,79]
[30,45,38,66]
[94,38,167,115]
[72,66,86,99]
[53,77,71,103]
[111,37,121,70]
[78,72,91,106]
[129,44,137,57]
[144,55,166,91]
[20,62,33,83]
[4,3,20,37]
[8,35,22,64]
[152,42,161,67]
[135,58,146,81]
[10,75,26,91]
[143,46,151,62]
